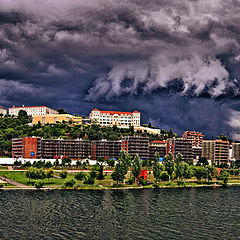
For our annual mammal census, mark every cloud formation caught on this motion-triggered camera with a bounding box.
[1,0,240,138]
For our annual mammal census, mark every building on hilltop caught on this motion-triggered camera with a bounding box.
[9,105,58,116]
[32,114,82,125]
[202,140,229,165]
[89,108,141,127]
[0,106,7,116]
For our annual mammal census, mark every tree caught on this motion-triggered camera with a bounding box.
[18,110,28,118]
[35,180,44,189]
[64,179,75,187]
[220,169,229,186]
[153,152,162,183]
[205,166,216,182]
[75,172,86,181]
[131,154,141,183]
[163,153,174,181]
[60,171,67,179]
[174,153,185,181]
[46,169,54,181]
[198,157,209,166]
[57,108,68,114]
[111,150,131,185]
[217,134,228,141]
[194,166,205,182]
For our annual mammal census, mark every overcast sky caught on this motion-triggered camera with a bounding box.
[1,0,240,139]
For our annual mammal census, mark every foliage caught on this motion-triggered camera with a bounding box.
[153,152,162,183]
[83,175,95,185]
[26,167,46,181]
[131,154,141,183]
[219,169,229,186]
[159,171,169,181]
[194,166,205,182]
[138,176,147,186]
[97,164,104,180]
[74,172,86,181]
[35,180,44,189]
[60,171,68,179]
[163,153,175,181]
[64,179,76,187]
[111,150,131,184]
[174,153,185,181]
[46,169,54,180]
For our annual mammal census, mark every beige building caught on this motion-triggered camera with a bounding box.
[0,106,7,116]
[202,140,229,164]
[32,114,82,125]
[9,105,58,116]
[89,108,141,127]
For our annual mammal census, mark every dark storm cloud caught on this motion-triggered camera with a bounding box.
[1,0,240,138]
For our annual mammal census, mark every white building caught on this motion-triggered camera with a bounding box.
[89,108,141,127]
[9,105,58,116]
[0,106,7,116]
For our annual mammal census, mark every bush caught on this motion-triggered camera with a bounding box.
[83,175,95,185]
[159,171,169,181]
[64,179,76,188]
[75,172,86,181]
[153,183,160,188]
[60,171,67,179]
[177,180,185,186]
[35,181,44,189]
[138,176,147,186]
[127,178,134,185]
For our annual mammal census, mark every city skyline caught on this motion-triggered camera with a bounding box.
[1,0,240,139]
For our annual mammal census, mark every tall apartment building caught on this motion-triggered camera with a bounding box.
[182,131,204,147]
[12,137,90,159]
[91,140,121,160]
[166,138,193,162]
[9,105,58,116]
[149,140,167,160]
[232,143,240,161]
[202,140,229,164]
[0,106,7,116]
[182,131,204,160]
[89,108,141,127]
[121,136,149,160]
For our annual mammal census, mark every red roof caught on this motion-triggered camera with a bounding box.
[10,106,46,109]
[133,110,140,113]
[92,108,134,115]
[0,106,6,109]
[152,140,166,143]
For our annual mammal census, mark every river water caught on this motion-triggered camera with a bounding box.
[0,187,240,240]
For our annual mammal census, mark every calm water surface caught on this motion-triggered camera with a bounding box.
[0,187,240,240]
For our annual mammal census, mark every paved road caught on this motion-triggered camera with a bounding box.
[0,176,29,187]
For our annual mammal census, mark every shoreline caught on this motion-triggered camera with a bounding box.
[2,182,239,191]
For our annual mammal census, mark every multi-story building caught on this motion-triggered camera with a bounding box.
[32,114,82,125]
[232,143,240,161]
[149,140,167,160]
[12,137,41,159]
[91,140,121,160]
[40,139,90,159]
[182,131,204,147]
[9,105,58,116]
[0,106,7,116]
[12,137,90,159]
[121,136,149,160]
[166,138,193,162]
[202,140,229,164]
[89,108,141,127]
